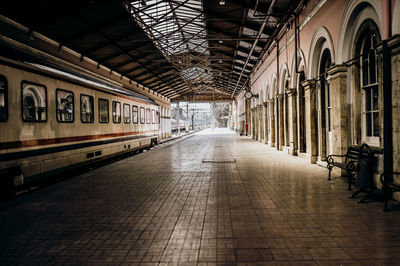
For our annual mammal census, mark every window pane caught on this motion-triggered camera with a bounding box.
[123,104,131,123]
[366,112,372,137]
[81,95,94,123]
[0,76,7,121]
[369,50,376,84]
[146,108,151,124]
[156,111,159,124]
[373,112,379,137]
[112,101,121,123]
[365,88,371,112]
[132,105,138,124]
[99,98,109,123]
[56,89,74,122]
[140,107,145,124]
[152,110,155,124]
[22,82,47,122]
[372,86,378,111]
[362,59,369,86]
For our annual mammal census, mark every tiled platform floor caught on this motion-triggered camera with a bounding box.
[1,128,400,265]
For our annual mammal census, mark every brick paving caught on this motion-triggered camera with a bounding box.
[1,128,400,265]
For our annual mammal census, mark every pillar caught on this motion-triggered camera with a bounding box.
[263,103,268,144]
[327,65,349,161]
[287,88,297,155]
[268,99,275,147]
[302,79,317,164]
[278,94,284,150]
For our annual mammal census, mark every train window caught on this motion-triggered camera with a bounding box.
[152,110,155,124]
[132,105,138,124]
[80,94,94,123]
[0,75,7,122]
[146,108,151,124]
[123,103,131,124]
[156,111,159,124]
[112,101,121,123]
[140,107,145,124]
[56,89,74,123]
[21,81,47,122]
[98,98,109,123]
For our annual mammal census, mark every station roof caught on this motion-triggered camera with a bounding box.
[1,0,301,101]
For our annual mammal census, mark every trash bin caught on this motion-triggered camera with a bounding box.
[356,157,373,189]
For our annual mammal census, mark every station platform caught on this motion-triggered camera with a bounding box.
[1,128,400,265]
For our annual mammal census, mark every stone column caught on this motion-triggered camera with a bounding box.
[327,65,349,160]
[268,99,275,147]
[277,94,284,150]
[302,79,317,164]
[251,108,256,139]
[263,103,268,144]
[287,88,297,155]
[257,105,263,141]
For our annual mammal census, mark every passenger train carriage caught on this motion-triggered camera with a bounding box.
[0,51,160,190]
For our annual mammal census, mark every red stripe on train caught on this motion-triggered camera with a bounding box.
[0,130,158,150]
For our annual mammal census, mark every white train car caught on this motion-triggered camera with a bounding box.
[0,53,160,191]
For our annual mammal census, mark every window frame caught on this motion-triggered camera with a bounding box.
[140,107,145,124]
[0,75,8,122]
[146,108,151,124]
[152,109,155,124]
[123,103,131,124]
[98,98,109,123]
[132,105,138,124]
[56,88,74,123]
[357,24,380,147]
[112,100,121,124]
[21,80,48,123]
[80,94,94,123]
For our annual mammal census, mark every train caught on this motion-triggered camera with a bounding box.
[0,50,161,194]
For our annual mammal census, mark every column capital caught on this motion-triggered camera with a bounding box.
[286,88,296,96]
[327,64,347,81]
[277,94,284,99]
[301,79,317,91]
[268,98,274,104]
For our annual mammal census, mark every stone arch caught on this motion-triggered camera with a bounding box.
[337,0,382,63]
[290,49,307,89]
[259,89,264,105]
[308,26,335,79]
[270,74,277,98]
[393,0,400,35]
[279,62,290,94]
[264,80,270,101]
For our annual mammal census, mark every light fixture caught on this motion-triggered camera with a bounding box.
[219,40,223,44]
[219,0,225,6]
[219,59,222,63]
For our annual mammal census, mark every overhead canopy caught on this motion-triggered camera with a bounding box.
[0,0,301,101]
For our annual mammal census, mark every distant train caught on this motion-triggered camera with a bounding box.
[0,52,160,191]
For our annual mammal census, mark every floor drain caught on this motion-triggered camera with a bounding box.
[202,159,236,163]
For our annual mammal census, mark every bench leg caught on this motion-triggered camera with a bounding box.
[347,173,352,191]
[328,168,332,180]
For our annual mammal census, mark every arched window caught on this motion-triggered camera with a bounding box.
[355,20,380,145]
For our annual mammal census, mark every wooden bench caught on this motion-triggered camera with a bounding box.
[326,144,373,192]
[381,172,400,211]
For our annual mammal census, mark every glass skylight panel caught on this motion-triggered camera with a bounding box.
[128,0,211,84]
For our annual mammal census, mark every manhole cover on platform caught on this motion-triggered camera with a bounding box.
[202,159,236,163]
